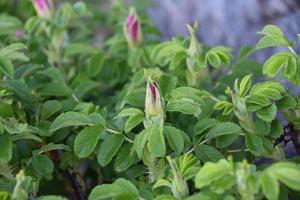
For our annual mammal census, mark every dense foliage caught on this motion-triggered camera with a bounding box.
[0,1,300,200]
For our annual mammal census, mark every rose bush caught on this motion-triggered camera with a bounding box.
[0,1,300,200]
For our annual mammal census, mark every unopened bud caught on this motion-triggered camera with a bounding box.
[186,21,202,70]
[145,81,162,117]
[123,8,142,49]
[33,0,53,18]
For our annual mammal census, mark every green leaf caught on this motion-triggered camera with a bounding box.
[0,102,13,118]
[269,120,283,139]
[125,114,144,133]
[151,41,186,67]
[194,118,219,136]
[263,51,297,79]
[255,118,271,136]
[125,88,145,107]
[250,81,285,100]
[0,15,21,36]
[166,99,202,117]
[114,143,136,172]
[153,179,172,189]
[0,133,12,163]
[168,87,206,103]
[115,108,144,133]
[24,16,40,33]
[185,192,224,200]
[277,96,297,110]
[213,100,234,115]
[257,25,284,36]
[215,133,239,148]
[194,144,223,162]
[4,123,27,135]
[50,112,96,132]
[0,51,29,62]
[245,134,264,155]
[210,175,236,194]
[37,196,68,200]
[87,113,105,125]
[64,43,95,56]
[247,94,271,111]
[38,67,65,83]
[195,159,232,189]
[36,143,71,154]
[134,128,151,158]
[88,51,105,77]
[113,178,139,198]
[269,162,300,191]
[89,178,138,200]
[206,51,221,68]
[177,153,200,179]
[256,103,277,122]
[89,184,123,200]
[206,122,241,140]
[164,126,184,154]
[260,170,279,200]
[41,100,62,120]
[0,57,14,79]
[38,82,72,97]
[159,74,177,97]
[148,125,166,157]
[0,192,12,200]
[255,88,282,100]
[170,51,186,70]
[4,80,37,105]
[74,124,104,158]
[238,74,252,96]
[154,195,176,200]
[28,154,54,179]
[115,108,144,119]
[206,46,232,68]
[97,134,125,166]
[256,25,291,49]
[0,43,27,58]
[256,36,291,49]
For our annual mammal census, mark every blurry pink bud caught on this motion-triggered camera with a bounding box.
[33,0,53,18]
[123,8,142,49]
[145,81,162,117]
[16,30,25,38]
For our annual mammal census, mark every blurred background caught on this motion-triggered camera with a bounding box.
[147,0,300,52]
[1,0,299,52]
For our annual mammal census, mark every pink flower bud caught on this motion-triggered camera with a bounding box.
[124,8,142,49]
[16,30,25,38]
[145,81,162,117]
[33,0,53,18]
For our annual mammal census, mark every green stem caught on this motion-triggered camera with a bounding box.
[288,46,297,55]
[227,149,250,153]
